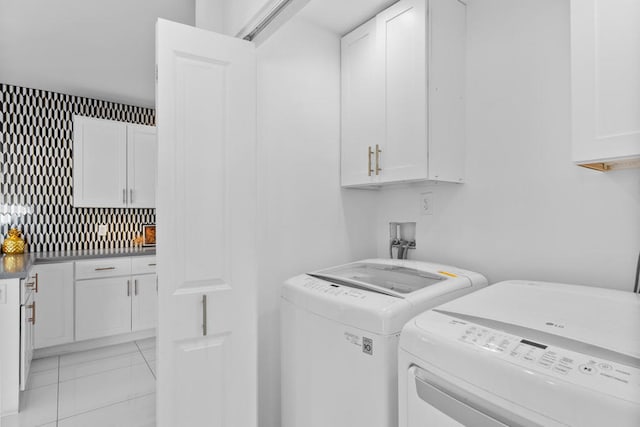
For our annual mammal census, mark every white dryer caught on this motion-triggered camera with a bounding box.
[281,258,487,427]
[398,280,640,427]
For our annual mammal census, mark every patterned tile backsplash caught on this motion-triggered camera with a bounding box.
[0,84,156,252]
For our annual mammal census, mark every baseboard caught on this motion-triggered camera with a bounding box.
[33,328,156,359]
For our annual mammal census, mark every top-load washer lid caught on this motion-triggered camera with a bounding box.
[310,261,445,297]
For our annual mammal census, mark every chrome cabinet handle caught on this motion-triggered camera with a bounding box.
[148,263,156,266]
[127,280,131,297]
[95,267,116,271]
[368,146,374,176]
[123,189,126,204]
[375,144,382,175]
[130,189,133,203]
[202,295,208,336]
[134,279,139,296]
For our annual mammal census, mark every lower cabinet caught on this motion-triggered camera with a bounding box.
[76,276,133,341]
[131,274,158,331]
[32,262,74,349]
[75,256,157,341]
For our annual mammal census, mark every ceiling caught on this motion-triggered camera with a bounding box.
[0,0,195,108]
[298,0,398,36]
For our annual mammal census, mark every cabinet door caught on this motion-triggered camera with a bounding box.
[127,124,158,208]
[131,274,157,331]
[32,263,74,349]
[76,277,132,341]
[571,0,640,166]
[341,18,384,187]
[73,116,128,207]
[20,293,35,391]
[377,0,428,183]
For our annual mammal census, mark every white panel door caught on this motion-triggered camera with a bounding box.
[131,274,157,331]
[571,0,640,164]
[75,277,133,341]
[32,262,74,349]
[128,124,158,208]
[73,116,128,207]
[341,17,384,187]
[377,0,427,183]
[156,19,258,427]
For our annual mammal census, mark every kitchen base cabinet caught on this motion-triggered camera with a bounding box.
[32,262,74,349]
[76,276,133,341]
[131,274,157,331]
[75,255,157,342]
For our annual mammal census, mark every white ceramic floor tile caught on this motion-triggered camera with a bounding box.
[57,393,155,427]
[0,384,58,427]
[29,357,59,374]
[26,368,58,390]
[59,350,147,382]
[135,337,156,351]
[58,362,156,419]
[59,342,139,367]
[140,348,156,363]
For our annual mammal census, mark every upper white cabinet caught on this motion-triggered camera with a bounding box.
[341,0,466,187]
[341,18,384,186]
[128,124,158,208]
[571,0,640,170]
[73,116,157,207]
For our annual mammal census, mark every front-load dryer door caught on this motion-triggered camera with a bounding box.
[407,366,564,427]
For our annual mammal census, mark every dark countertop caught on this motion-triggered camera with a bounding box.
[0,247,156,280]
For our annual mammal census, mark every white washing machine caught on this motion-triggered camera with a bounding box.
[398,280,640,427]
[281,258,487,427]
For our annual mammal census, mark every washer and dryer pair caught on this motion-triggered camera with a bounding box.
[281,259,640,427]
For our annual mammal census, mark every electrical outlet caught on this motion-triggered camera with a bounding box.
[98,224,108,237]
[420,192,433,216]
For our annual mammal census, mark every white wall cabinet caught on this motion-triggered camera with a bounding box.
[73,116,157,207]
[75,256,157,341]
[128,124,158,207]
[341,0,466,187]
[571,0,640,171]
[32,262,74,349]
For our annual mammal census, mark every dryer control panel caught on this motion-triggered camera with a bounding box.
[429,313,640,403]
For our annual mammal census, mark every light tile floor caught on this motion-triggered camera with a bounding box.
[1,338,156,427]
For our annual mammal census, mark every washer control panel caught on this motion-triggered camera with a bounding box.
[444,317,640,402]
[300,276,368,299]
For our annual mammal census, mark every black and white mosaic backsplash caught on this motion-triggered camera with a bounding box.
[0,84,156,252]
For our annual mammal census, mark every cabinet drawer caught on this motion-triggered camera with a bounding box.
[75,258,131,280]
[131,256,157,275]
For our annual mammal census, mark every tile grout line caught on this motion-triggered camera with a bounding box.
[57,347,142,368]
[55,392,156,424]
[56,356,60,426]
[135,340,156,380]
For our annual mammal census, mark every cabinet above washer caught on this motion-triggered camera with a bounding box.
[341,0,466,187]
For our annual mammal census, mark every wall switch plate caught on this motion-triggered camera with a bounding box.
[98,224,108,237]
[420,192,434,216]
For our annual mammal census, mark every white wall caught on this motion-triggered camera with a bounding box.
[375,0,640,291]
[256,17,378,427]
